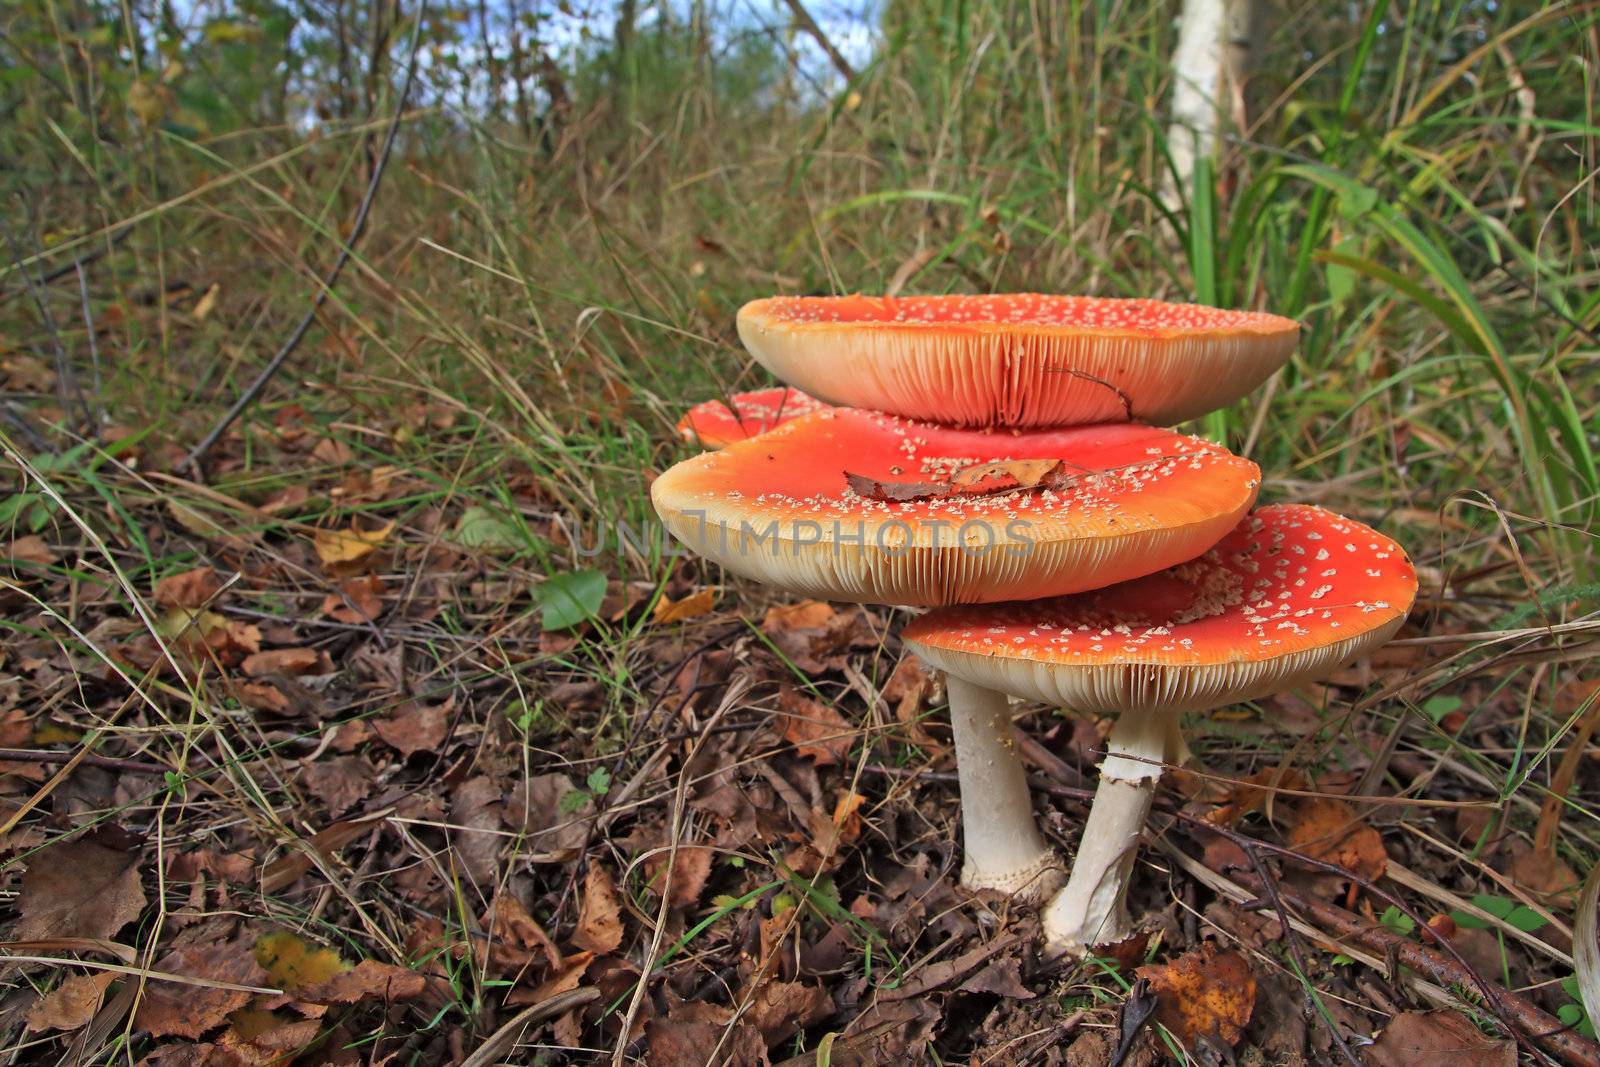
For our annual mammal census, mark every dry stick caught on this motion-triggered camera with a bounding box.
[0,748,168,775]
[182,1,426,476]
[779,0,856,82]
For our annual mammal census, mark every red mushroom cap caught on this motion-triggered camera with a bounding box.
[676,387,828,449]
[650,407,1261,606]
[737,294,1299,429]
[903,504,1418,712]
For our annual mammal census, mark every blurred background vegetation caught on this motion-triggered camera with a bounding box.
[1,0,1595,582]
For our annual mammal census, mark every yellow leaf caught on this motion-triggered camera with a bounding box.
[192,283,220,322]
[313,520,394,567]
[654,589,714,624]
[253,931,348,992]
[127,79,169,125]
[156,606,227,641]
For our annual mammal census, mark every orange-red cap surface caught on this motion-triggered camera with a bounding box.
[651,408,1260,606]
[737,294,1299,429]
[676,387,827,449]
[904,504,1417,712]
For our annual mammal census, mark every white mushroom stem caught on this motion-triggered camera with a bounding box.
[945,676,1064,904]
[1042,710,1187,955]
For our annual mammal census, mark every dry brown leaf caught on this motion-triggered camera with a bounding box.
[259,811,389,894]
[297,756,373,815]
[1136,944,1256,1048]
[505,772,594,853]
[1506,842,1580,907]
[232,680,291,714]
[483,890,562,974]
[780,688,854,766]
[1365,1010,1514,1067]
[240,648,323,677]
[573,863,624,953]
[215,1016,321,1062]
[25,971,117,1032]
[372,698,450,758]
[312,520,394,568]
[646,845,713,910]
[4,535,56,567]
[1207,768,1308,826]
[1285,798,1387,882]
[16,837,146,942]
[761,599,834,635]
[293,960,426,1004]
[0,707,31,746]
[744,979,833,1043]
[448,775,503,884]
[507,950,595,1006]
[948,458,1063,489]
[312,436,354,466]
[654,588,715,624]
[322,574,385,624]
[134,930,270,1039]
[154,566,223,609]
[645,1000,766,1067]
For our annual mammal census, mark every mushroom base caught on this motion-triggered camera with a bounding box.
[1042,711,1182,957]
[946,676,1065,905]
[1040,776,1156,954]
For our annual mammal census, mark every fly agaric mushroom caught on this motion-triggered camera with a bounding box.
[652,407,1261,607]
[677,387,827,449]
[737,294,1299,429]
[652,406,1263,902]
[903,503,1418,954]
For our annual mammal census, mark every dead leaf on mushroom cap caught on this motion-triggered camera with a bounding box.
[844,456,1160,503]
[1135,943,1256,1049]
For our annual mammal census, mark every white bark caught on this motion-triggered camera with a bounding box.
[946,676,1065,904]
[1162,0,1229,213]
[1042,711,1184,955]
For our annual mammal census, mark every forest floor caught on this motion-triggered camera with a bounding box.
[3,320,1598,1066]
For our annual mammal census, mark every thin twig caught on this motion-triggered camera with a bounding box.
[779,0,857,83]
[0,748,168,775]
[182,1,427,475]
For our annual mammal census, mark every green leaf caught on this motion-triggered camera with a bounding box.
[586,766,612,795]
[557,789,590,814]
[1455,894,1548,933]
[1505,905,1549,933]
[1378,905,1415,937]
[535,569,605,631]
[1325,237,1360,306]
[455,505,528,554]
[1471,893,1516,919]
[1422,695,1463,723]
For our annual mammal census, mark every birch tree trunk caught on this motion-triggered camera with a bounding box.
[1160,0,1261,213]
